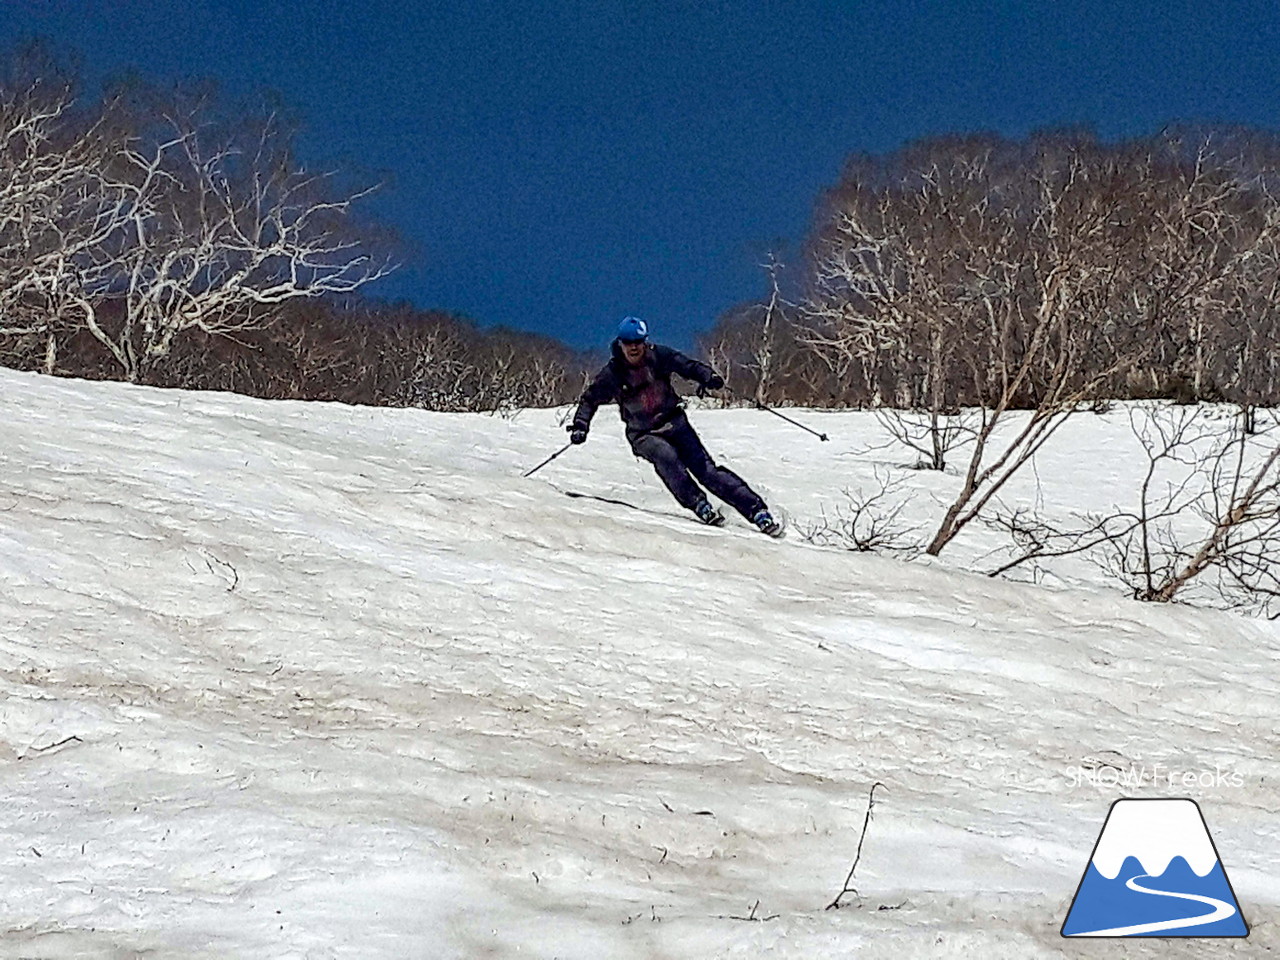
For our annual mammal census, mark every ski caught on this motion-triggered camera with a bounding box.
[561,489,786,538]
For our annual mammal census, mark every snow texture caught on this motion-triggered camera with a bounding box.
[2,367,1278,958]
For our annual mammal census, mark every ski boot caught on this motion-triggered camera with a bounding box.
[694,500,726,526]
[751,509,784,538]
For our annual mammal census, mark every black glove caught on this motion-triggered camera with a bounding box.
[568,426,588,445]
[704,374,725,391]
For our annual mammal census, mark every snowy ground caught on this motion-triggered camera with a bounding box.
[2,366,1278,958]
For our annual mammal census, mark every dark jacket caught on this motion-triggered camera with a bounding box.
[572,340,717,442]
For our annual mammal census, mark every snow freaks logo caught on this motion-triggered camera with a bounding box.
[1061,799,1249,938]
[1066,763,1244,790]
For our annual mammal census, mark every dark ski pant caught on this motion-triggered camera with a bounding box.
[630,417,767,519]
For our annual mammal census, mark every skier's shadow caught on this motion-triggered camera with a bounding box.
[557,488,692,525]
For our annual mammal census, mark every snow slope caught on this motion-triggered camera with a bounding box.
[2,367,1278,959]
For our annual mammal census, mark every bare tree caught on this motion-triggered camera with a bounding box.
[799,138,1110,552]
[1149,431,1280,607]
[1,80,395,384]
[794,469,922,555]
[750,252,786,404]
[873,407,979,472]
[0,57,126,370]
[981,506,1136,582]
[797,133,1279,557]
[982,404,1280,616]
[1107,407,1280,615]
[99,94,394,381]
[984,406,1208,584]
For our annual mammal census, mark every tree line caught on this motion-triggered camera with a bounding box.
[0,45,593,409]
[705,128,1280,411]
[4,46,1279,416]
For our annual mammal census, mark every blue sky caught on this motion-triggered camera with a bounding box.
[3,0,1279,350]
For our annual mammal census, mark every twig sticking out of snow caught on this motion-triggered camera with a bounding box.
[724,899,780,922]
[826,781,886,911]
[19,735,83,761]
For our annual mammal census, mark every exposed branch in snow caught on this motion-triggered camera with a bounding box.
[826,780,886,910]
[19,735,83,760]
[722,899,780,922]
[795,470,923,555]
[621,906,662,925]
[202,551,239,592]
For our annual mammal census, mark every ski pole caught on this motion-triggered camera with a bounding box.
[717,386,829,441]
[523,441,573,478]
[753,400,829,441]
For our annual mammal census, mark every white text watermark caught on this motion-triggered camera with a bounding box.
[1067,764,1245,790]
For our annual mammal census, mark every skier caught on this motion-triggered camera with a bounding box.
[567,316,782,536]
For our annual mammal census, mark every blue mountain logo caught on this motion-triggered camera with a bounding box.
[1062,799,1248,937]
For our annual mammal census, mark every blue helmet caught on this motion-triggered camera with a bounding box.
[616,316,649,343]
